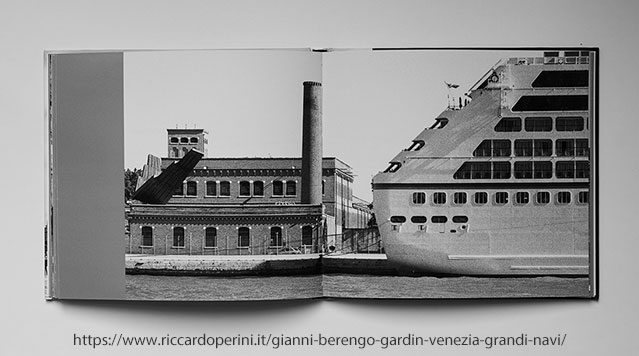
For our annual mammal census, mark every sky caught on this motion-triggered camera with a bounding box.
[125,49,541,202]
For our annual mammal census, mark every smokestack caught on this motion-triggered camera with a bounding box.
[301,81,323,205]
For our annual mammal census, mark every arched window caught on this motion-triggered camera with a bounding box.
[219,181,230,197]
[171,147,179,158]
[301,226,313,246]
[186,181,197,196]
[270,227,283,247]
[180,137,188,143]
[253,181,264,196]
[173,227,185,247]
[273,181,284,196]
[239,181,251,196]
[182,147,188,156]
[173,182,184,196]
[141,226,153,246]
[238,227,250,247]
[190,137,199,143]
[205,227,217,248]
[170,137,179,143]
[206,181,217,196]
[286,181,297,196]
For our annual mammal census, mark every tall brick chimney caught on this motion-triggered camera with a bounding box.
[301,81,322,205]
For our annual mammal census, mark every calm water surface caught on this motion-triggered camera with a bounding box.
[126,274,590,300]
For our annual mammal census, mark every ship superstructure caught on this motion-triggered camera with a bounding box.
[372,50,595,275]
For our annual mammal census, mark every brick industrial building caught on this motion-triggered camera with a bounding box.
[126,82,377,256]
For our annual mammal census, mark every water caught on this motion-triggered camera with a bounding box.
[126,274,590,300]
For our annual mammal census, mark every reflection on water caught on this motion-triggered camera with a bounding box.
[126,274,590,301]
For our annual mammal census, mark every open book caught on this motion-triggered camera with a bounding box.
[45,48,597,300]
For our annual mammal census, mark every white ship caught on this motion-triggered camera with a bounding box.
[372,50,595,275]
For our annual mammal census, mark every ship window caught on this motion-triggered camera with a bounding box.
[534,161,553,179]
[576,139,589,156]
[454,162,492,179]
[302,226,313,245]
[473,140,492,157]
[515,191,530,205]
[384,162,402,173]
[525,117,552,132]
[411,216,427,224]
[474,192,488,205]
[495,192,509,205]
[239,181,251,196]
[219,181,231,197]
[556,117,585,131]
[180,137,188,143]
[514,162,533,179]
[286,181,297,196]
[533,139,552,156]
[170,137,179,143]
[494,117,521,132]
[406,140,425,151]
[390,216,407,223]
[173,182,184,196]
[556,139,574,156]
[515,140,533,156]
[512,95,589,112]
[433,192,447,205]
[431,216,447,223]
[429,118,449,129]
[536,191,550,205]
[492,140,511,157]
[206,181,217,196]
[205,227,217,248]
[238,227,250,247]
[186,181,197,196]
[452,216,468,223]
[173,227,185,247]
[492,162,511,179]
[253,181,264,196]
[412,192,426,205]
[556,161,575,179]
[453,192,467,205]
[141,226,153,246]
[273,180,284,196]
[557,192,571,205]
[576,161,590,178]
[578,191,590,204]
[190,137,198,143]
[270,227,283,247]
[531,70,589,88]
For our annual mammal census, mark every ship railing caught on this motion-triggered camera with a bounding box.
[508,56,589,65]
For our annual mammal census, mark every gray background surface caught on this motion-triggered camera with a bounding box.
[1,0,637,355]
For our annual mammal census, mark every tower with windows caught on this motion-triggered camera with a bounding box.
[167,128,208,158]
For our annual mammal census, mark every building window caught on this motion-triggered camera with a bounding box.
[431,216,447,223]
[514,162,533,179]
[170,137,179,143]
[433,192,446,205]
[412,192,426,205]
[534,161,553,179]
[171,147,179,158]
[219,181,231,196]
[492,140,511,157]
[411,216,427,224]
[525,117,552,132]
[180,137,188,143]
[495,192,509,205]
[492,162,511,179]
[141,226,153,246]
[238,227,250,247]
[190,137,199,143]
[390,216,407,223]
[556,161,575,178]
[557,191,571,205]
[494,117,521,132]
[182,147,188,156]
[239,181,251,196]
[301,226,313,246]
[273,180,284,196]
[173,227,185,247]
[173,182,184,196]
[453,192,467,205]
[270,227,283,247]
[253,181,264,196]
[322,180,325,195]
[286,181,297,196]
[474,192,488,205]
[556,117,584,131]
[205,227,217,248]
[186,181,197,196]
[206,181,217,196]
[452,216,468,223]
[536,191,550,205]
[515,191,530,205]
[578,191,589,204]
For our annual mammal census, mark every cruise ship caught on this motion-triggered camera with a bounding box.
[372,50,595,276]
